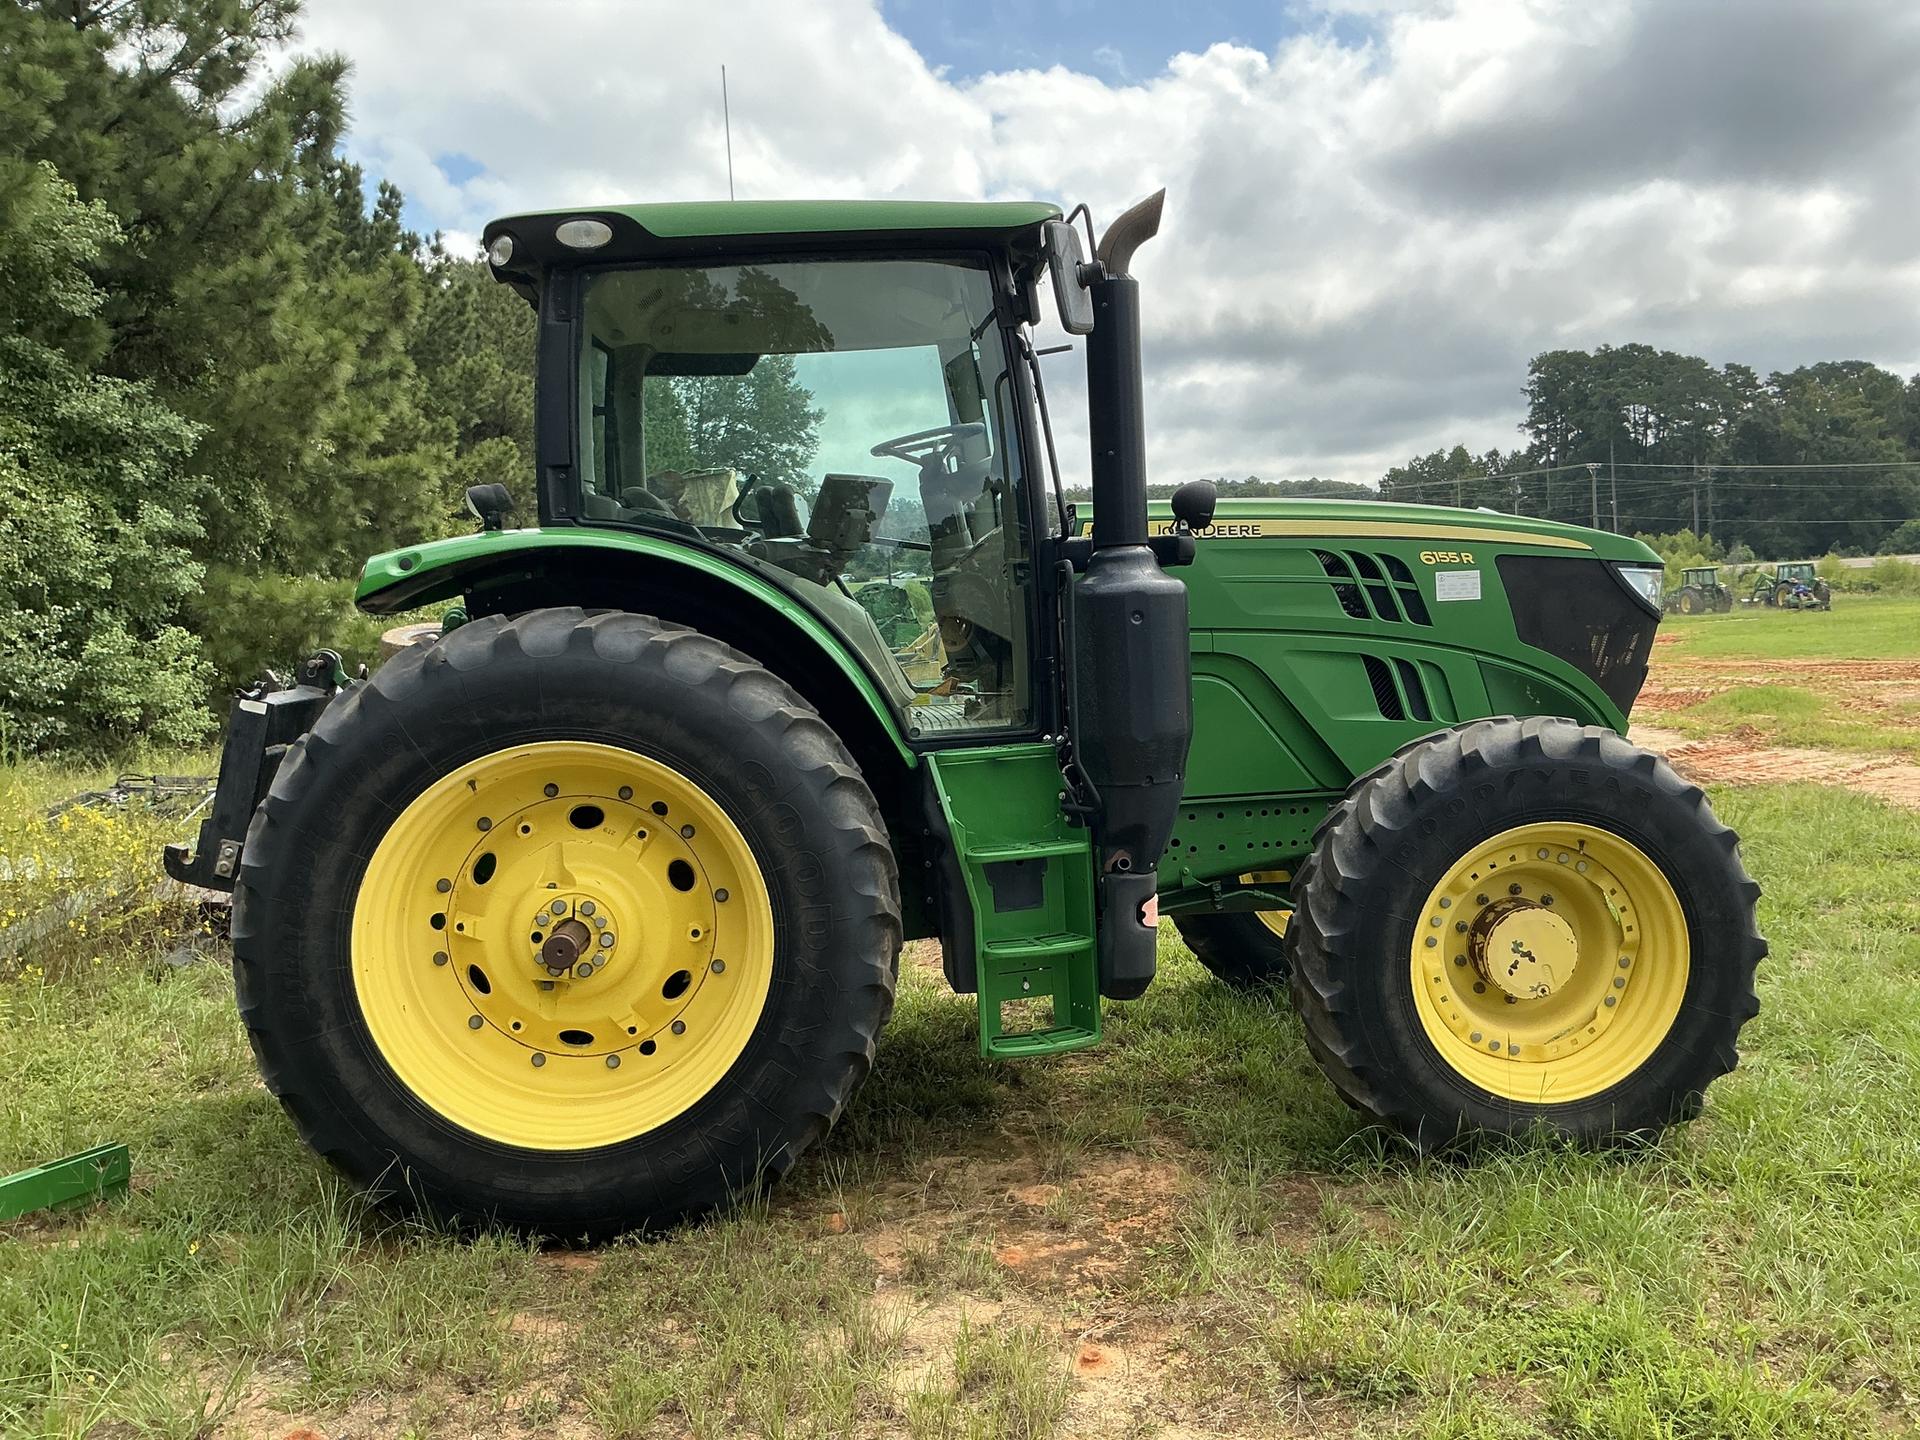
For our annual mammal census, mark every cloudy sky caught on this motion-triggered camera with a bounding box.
[290,0,1920,488]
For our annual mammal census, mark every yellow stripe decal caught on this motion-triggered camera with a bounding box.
[1149,519,1591,550]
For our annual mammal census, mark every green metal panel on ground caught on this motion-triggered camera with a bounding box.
[0,1143,130,1221]
[924,746,1100,1058]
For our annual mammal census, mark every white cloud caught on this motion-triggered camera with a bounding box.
[293,0,1920,486]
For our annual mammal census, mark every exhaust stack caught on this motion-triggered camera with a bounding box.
[1066,190,1192,1001]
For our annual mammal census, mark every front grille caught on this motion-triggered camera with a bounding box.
[1495,556,1656,714]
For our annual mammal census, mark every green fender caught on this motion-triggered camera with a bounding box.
[357,527,916,766]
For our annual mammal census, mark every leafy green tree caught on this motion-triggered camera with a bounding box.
[0,166,209,750]
[1378,446,1512,509]
[414,250,537,519]
[1,0,457,573]
[671,354,823,493]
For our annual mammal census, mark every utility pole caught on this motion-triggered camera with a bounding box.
[1706,466,1715,537]
[1609,439,1618,530]
[1586,462,1600,529]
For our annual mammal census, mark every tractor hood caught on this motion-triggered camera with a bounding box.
[1095,497,1661,566]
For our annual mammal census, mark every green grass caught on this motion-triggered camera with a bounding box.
[8,673,1920,1433]
[1664,683,1920,756]
[1661,592,1920,660]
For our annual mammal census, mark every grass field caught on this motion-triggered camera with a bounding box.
[1658,594,1920,661]
[6,606,1920,1437]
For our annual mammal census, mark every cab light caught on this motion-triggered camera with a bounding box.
[555,219,613,250]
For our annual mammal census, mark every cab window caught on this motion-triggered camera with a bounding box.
[578,258,1032,733]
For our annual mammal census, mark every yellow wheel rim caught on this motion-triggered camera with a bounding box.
[1242,870,1292,938]
[1410,823,1689,1103]
[352,741,775,1150]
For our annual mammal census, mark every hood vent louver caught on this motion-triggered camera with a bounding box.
[1313,551,1434,627]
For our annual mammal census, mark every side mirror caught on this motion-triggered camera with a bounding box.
[1042,220,1094,336]
[465,482,514,531]
[1170,479,1217,533]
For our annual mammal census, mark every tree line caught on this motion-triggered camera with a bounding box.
[1380,345,1920,558]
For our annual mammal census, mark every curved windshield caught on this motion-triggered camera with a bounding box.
[578,258,1032,733]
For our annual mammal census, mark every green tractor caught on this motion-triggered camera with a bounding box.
[1750,561,1833,610]
[1668,565,1733,615]
[166,194,1763,1236]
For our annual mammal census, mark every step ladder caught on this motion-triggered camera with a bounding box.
[926,747,1101,1057]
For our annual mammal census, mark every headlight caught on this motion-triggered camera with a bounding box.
[486,233,514,267]
[1613,564,1664,613]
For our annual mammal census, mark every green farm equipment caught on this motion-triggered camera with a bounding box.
[1669,566,1732,614]
[1750,562,1832,610]
[166,195,1763,1235]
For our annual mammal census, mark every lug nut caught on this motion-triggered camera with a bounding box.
[574,961,594,979]
[580,900,597,917]
[467,1015,483,1030]
[599,932,615,948]
[532,1053,546,1067]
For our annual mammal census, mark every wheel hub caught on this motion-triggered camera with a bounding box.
[1470,900,1576,1000]
[351,741,776,1150]
[541,917,595,973]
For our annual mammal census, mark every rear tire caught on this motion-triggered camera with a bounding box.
[232,608,901,1236]
[1288,717,1762,1149]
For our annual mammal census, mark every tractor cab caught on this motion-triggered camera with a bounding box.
[557,241,1036,732]
[1671,565,1731,614]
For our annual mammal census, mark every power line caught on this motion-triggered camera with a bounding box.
[1606,459,1920,472]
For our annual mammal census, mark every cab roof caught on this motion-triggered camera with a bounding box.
[483,199,1061,302]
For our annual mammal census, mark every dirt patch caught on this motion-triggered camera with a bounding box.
[1633,685,1720,714]
[1634,724,1920,809]
[1632,651,1920,806]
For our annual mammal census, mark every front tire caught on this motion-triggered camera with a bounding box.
[1289,717,1762,1148]
[1175,911,1291,989]
[232,608,901,1236]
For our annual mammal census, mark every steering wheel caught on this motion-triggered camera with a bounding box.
[869,422,986,466]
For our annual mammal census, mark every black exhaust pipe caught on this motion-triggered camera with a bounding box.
[1068,190,1192,1000]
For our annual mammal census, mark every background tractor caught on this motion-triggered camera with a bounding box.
[1751,561,1833,609]
[1669,565,1733,614]
[166,194,1763,1236]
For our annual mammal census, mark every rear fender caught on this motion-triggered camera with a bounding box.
[357,529,915,769]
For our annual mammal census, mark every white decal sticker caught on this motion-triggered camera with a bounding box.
[1434,569,1482,602]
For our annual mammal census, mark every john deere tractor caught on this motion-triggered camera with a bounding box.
[1751,562,1832,610]
[1669,566,1733,614]
[166,194,1763,1235]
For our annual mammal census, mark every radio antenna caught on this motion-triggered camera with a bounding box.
[721,65,736,200]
